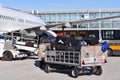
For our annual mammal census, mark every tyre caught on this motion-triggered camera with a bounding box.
[108,48,113,57]
[3,51,13,61]
[93,66,102,76]
[44,64,50,73]
[71,67,79,78]
[40,60,45,68]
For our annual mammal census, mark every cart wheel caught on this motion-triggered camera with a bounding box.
[44,64,50,73]
[93,66,102,76]
[71,67,79,78]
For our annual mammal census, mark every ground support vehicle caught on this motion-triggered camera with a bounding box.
[0,39,29,61]
[43,45,107,78]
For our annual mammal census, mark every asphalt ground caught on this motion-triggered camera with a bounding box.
[0,56,120,80]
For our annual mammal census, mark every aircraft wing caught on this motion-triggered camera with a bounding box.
[69,15,120,24]
[45,15,120,29]
[22,15,120,35]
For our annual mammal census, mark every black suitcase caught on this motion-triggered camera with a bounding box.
[85,37,99,45]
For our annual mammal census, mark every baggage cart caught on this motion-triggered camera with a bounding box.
[43,45,107,78]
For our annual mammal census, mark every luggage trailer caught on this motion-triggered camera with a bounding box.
[43,45,107,78]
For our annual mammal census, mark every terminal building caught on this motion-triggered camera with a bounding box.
[24,9,120,40]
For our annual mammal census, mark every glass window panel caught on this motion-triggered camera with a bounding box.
[101,12,111,17]
[112,21,120,28]
[90,22,99,28]
[50,14,56,20]
[89,12,99,19]
[111,12,120,16]
[78,23,88,28]
[40,14,46,20]
[101,21,112,28]
[66,13,70,20]
[76,13,81,20]
[61,13,66,20]
[71,13,77,20]
[56,14,60,20]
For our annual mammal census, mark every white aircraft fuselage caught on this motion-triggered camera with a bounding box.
[0,6,46,33]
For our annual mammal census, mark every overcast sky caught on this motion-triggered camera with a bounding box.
[0,0,120,10]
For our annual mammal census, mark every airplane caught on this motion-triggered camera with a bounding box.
[0,6,46,34]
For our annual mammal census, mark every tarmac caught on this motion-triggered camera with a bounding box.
[0,56,119,80]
